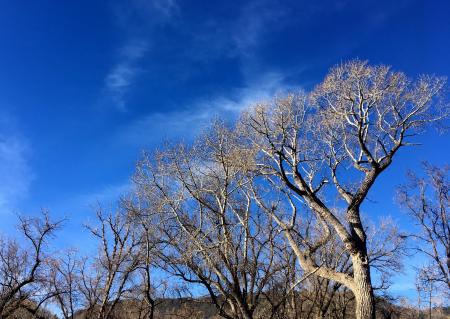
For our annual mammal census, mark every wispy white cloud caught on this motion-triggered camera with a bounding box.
[231,0,288,59]
[106,0,308,144]
[0,114,33,215]
[114,0,179,25]
[104,40,149,111]
[104,0,179,111]
[103,0,297,112]
[183,0,289,64]
[116,71,297,147]
[146,0,179,19]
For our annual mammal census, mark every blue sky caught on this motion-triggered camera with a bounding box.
[0,0,449,300]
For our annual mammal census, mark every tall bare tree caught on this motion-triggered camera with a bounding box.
[131,123,289,319]
[49,250,80,319]
[398,164,449,300]
[78,209,141,319]
[125,211,168,319]
[240,60,447,319]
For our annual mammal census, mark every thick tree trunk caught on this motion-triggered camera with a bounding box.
[352,254,375,319]
[238,305,253,319]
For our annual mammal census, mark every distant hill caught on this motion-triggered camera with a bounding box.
[73,298,219,319]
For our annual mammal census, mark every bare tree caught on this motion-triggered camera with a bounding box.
[78,209,141,319]
[125,211,168,319]
[416,266,438,319]
[0,213,61,319]
[398,164,449,300]
[240,60,447,319]
[49,250,80,319]
[131,123,290,319]
[47,205,166,319]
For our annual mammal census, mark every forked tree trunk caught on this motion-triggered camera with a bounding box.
[237,303,253,319]
[352,254,375,319]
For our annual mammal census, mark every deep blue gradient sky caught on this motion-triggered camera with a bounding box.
[0,0,449,299]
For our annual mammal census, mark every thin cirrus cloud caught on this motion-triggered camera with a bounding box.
[0,114,33,217]
[116,71,296,148]
[103,0,292,112]
[103,41,149,111]
[109,0,303,145]
[231,0,289,59]
[142,0,178,19]
[183,1,288,63]
[103,0,179,111]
